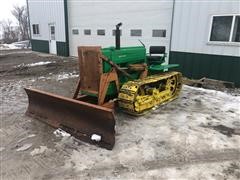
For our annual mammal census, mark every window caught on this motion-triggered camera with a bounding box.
[32,24,39,35]
[72,29,79,35]
[112,29,122,36]
[50,26,55,35]
[209,15,240,42]
[232,16,240,42]
[84,29,91,35]
[97,29,105,36]
[152,29,166,37]
[131,29,142,36]
[50,25,55,40]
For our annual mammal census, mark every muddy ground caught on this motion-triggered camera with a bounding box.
[0,50,240,180]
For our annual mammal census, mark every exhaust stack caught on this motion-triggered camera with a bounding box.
[115,23,122,50]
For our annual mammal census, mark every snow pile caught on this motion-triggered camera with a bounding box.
[15,61,55,68]
[0,41,30,50]
[57,72,78,80]
[12,40,30,48]
[0,43,21,50]
[0,41,29,50]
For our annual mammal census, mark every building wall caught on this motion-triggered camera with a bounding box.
[171,0,240,56]
[68,0,174,63]
[170,0,240,86]
[28,0,69,56]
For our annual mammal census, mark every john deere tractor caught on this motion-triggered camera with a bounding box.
[25,23,182,150]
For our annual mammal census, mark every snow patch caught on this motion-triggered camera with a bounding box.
[0,147,5,152]
[54,128,71,137]
[27,134,36,138]
[30,146,47,156]
[91,134,101,142]
[15,61,55,68]
[17,134,36,143]
[57,72,78,80]
[0,44,21,50]
[16,143,32,151]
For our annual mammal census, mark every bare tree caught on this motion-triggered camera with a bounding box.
[0,19,19,43]
[11,5,29,41]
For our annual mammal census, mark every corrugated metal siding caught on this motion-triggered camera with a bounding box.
[56,41,68,56]
[28,0,66,42]
[171,0,240,57]
[170,51,240,87]
[31,39,49,53]
[68,0,174,58]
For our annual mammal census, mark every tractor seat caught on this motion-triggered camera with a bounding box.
[147,56,165,64]
[147,46,166,65]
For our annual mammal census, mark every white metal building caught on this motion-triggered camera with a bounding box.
[68,1,173,59]
[171,0,239,56]
[170,0,240,86]
[27,0,240,85]
[28,0,68,56]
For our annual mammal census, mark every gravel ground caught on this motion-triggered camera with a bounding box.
[0,50,240,180]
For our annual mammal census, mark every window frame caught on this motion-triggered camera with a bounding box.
[97,29,105,36]
[84,29,91,35]
[130,29,142,37]
[152,29,166,37]
[32,24,40,35]
[72,28,79,35]
[208,14,240,46]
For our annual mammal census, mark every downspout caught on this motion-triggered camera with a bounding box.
[169,0,176,62]
[26,0,32,48]
[64,0,69,56]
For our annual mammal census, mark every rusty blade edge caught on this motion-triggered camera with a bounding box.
[24,87,116,150]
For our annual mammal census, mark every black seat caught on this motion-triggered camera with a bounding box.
[147,46,166,65]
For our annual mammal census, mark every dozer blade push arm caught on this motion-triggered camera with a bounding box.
[101,55,133,79]
[25,88,116,150]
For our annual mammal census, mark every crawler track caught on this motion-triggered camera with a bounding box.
[118,71,182,115]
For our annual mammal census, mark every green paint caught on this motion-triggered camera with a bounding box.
[31,39,49,53]
[149,64,179,71]
[56,41,69,56]
[101,46,146,96]
[169,51,240,87]
[81,46,177,97]
[102,46,146,65]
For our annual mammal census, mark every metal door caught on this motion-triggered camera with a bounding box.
[49,24,56,54]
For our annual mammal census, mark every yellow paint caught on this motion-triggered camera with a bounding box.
[118,71,182,115]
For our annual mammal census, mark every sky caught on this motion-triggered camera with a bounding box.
[0,0,26,25]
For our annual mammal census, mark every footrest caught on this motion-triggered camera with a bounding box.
[149,64,179,71]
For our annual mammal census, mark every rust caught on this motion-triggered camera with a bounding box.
[77,46,103,93]
[98,68,119,105]
[25,88,116,150]
[74,47,120,105]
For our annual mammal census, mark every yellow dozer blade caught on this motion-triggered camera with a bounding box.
[25,88,116,150]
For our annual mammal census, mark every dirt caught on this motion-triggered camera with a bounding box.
[202,125,240,137]
[1,50,240,179]
[0,50,77,79]
[222,163,240,179]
